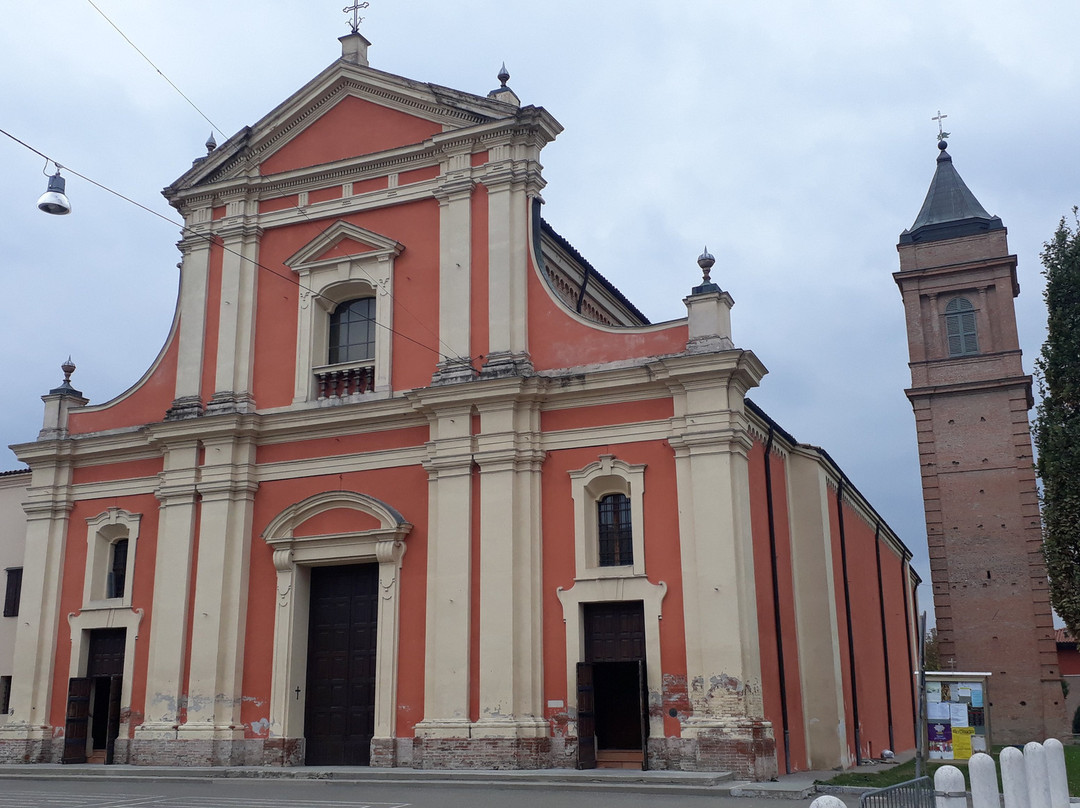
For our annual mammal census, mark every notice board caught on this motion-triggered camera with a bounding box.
[925,672,991,761]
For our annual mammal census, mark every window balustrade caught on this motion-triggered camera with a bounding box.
[314,360,376,402]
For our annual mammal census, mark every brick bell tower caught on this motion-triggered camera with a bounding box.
[895,136,1066,743]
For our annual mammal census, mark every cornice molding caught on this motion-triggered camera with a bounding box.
[255,445,428,484]
[169,105,557,214]
[905,372,1033,400]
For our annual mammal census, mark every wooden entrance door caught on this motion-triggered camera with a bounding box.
[584,601,645,662]
[64,628,126,764]
[576,662,596,769]
[62,678,91,764]
[305,564,379,765]
[581,601,648,770]
[87,629,126,677]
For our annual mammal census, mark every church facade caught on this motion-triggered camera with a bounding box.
[0,33,918,776]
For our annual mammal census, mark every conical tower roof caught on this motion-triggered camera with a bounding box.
[899,140,1003,244]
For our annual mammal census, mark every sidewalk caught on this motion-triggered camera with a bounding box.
[0,760,882,801]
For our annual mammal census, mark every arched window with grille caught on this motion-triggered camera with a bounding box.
[329,297,376,364]
[945,297,979,356]
[597,493,633,566]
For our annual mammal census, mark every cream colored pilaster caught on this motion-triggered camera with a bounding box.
[414,402,474,736]
[0,446,75,747]
[672,430,760,718]
[785,449,850,770]
[662,351,767,735]
[432,150,474,384]
[168,212,213,420]
[471,389,546,738]
[208,202,261,414]
[179,422,258,740]
[485,167,513,360]
[136,439,200,739]
[507,180,529,357]
[482,145,535,375]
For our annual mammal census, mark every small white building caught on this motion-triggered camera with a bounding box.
[0,469,30,726]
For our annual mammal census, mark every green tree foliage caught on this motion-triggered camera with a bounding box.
[923,627,941,671]
[1034,208,1080,636]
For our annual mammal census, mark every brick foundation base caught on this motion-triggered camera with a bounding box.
[370,737,401,767]
[685,722,778,779]
[646,736,697,770]
[412,736,552,769]
[1,729,777,778]
[128,737,269,766]
[260,738,305,766]
[0,737,61,764]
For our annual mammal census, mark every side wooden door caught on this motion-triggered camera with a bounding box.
[637,658,649,770]
[576,662,596,769]
[62,678,91,764]
[105,675,123,764]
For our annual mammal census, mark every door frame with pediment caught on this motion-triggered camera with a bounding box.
[262,490,411,759]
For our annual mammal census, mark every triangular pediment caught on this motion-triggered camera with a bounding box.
[260,94,444,176]
[284,221,403,271]
[167,57,523,195]
[311,237,376,262]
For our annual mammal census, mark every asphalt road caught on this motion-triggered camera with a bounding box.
[0,776,861,808]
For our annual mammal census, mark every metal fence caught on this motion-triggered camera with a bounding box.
[860,777,937,808]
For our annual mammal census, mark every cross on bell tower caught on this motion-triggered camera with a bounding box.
[932,110,950,141]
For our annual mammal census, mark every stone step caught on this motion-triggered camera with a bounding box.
[595,749,644,769]
[0,763,736,789]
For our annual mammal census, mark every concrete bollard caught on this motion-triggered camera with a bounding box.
[970,752,1000,808]
[1025,741,1051,808]
[810,795,848,808]
[1001,746,1031,808]
[935,765,968,808]
[1043,738,1069,808]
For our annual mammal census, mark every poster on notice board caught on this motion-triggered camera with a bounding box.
[924,678,987,761]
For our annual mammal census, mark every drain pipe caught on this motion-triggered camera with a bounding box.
[901,559,918,752]
[763,426,791,774]
[873,522,895,752]
[836,477,861,765]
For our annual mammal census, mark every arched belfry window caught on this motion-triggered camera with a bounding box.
[945,297,979,356]
[329,297,376,365]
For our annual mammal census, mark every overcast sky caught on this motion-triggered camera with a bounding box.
[2,1,1078,620]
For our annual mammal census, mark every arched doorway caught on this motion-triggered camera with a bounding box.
[262,490,411,765]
